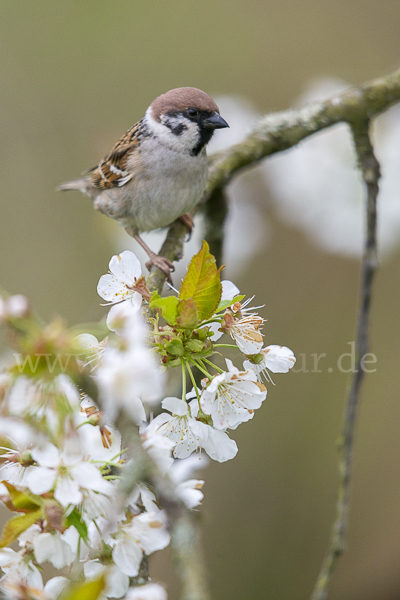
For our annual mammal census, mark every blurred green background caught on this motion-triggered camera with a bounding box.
[1,1,400,599]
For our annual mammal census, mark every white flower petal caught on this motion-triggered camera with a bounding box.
[31,443,60,468]
[54,475,82,507]
[162,397,188,416]
[112,538,143,577]
[221,280,240,301]
[109,251,142,284]
[44,577,69,600]
[25,466,57,495]
[201,427,238,462]
[71,462,114,495]
[106,300,141,333]
[33,532,74,569]
[130,512,170,554]
[176,479,204,508]
[126,583,167,600]
[262,345,296,372]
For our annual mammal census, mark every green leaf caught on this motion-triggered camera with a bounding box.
[65,508,89,541]
[176,298,199,329]
[149,292,179,325]
[165,339,185,357]
[60,578,105,600]
[0,508,43,548]
[185,339,204,353]
[179,241,222,321]
[1,482,43,512]
[216,294,245,313]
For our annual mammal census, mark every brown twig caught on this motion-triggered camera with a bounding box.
[310,119,380,600]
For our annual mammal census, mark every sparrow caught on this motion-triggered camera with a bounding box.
[58,87,229,279]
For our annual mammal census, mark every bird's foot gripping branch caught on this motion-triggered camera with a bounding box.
[0,241,295,600]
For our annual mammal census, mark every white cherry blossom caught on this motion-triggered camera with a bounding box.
[0,548,43,590]
[76,333,107,369]
[84,559,129,599]
[227,314,264,355]
[110,512,170,577]
[244,345,296,383]
[175,479,204,509]
[97,251,143,310]
[24,442,114,507]
[141,429,175,475]
[97,311,165,423]
[32,530,76,569]
[106,300,142,335]
[200,359,267,430]
[145,398,237,462]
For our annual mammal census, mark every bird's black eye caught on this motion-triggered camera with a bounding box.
[187,108,198,118]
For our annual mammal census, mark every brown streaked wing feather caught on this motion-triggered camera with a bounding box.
[91,120,143,190]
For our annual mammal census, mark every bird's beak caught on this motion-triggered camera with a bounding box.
[203,112,230,129]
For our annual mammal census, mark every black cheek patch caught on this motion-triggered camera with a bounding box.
[171,123,187,136]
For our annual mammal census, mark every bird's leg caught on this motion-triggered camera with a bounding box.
[125,228,174,282]
[179,212,194,239]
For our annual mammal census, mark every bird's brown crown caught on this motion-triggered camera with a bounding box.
[150,87,219,121]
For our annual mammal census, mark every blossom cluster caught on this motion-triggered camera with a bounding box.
[0,242,295,600]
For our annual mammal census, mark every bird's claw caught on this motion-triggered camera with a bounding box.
[179,213,194,241]
[146,255,175,282]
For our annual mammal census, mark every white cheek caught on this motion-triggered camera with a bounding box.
[144,108,200,154]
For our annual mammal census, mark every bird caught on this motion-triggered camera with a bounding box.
[58,87,229,279]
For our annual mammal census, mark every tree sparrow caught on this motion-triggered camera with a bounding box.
[58,87,229,278]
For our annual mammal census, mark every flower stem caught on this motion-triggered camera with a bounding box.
[201,358,224,374]
[186,363,201,405]
[188,357,212,379]
[181,359,187,402]
[200,317,223,327]
[214,343,238,349]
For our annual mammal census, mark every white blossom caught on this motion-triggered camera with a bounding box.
[0,548,43,590]
[97,312,165,423]
[84,560,129,599]
[106,300,142,335]
[227,315,264,355]
[2,295,30,319]
[76,333,107,369]
[24,442,114,507]
[244,345,296,383]
[141,430,175,475]
[145,398,237,462]
[110,512,170,577]
[44,577,70,600]
[97,251,143,310]
[175,479,204,509]
[32,530,75,569]
[200,359,267,430]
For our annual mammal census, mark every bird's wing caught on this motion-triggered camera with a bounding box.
[91,119,144,190]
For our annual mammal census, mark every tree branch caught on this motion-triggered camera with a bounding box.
[201,188,229,269]
[171,513,210,600]
[146,66,400,295]
[310,119,380,600]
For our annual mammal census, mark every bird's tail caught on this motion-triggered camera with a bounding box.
[56,177,92,195]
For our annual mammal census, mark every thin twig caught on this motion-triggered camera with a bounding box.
[310,119,380,600]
